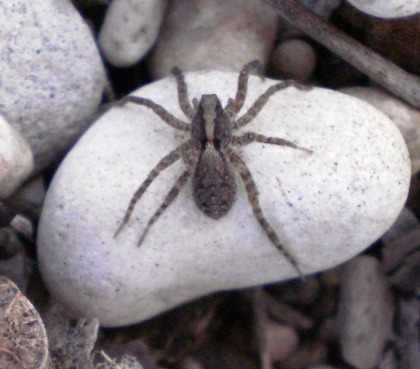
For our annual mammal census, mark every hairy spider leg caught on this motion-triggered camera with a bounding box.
[231,132,312,154]
[225,148,304,279]
[225,60,262,117]
[114,142,191,238]
[120,96,190,132]
[137,169,191,246]
[234,80,311,129]
[171,67,196,120]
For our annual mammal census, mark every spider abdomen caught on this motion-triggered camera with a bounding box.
[192,148,236,219]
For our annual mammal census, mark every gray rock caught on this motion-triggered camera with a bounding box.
[37,70,410,326]
[381,208,420,292]
[397,298,420,369]
[0,0,106,173]
[338,256,394,369]
[99,0,168,67]
[151,0,278,77]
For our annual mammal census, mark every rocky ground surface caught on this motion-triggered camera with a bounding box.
[0,1,419,369]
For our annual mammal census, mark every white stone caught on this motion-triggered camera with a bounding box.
[0,115,33,199]
[347,0,420,19]
[0,0,106,173]
[99,0,167,67]
[37,70,410,327]
[151,0,278,77]
[340,87,420,173]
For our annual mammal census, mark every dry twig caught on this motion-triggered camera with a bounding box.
[263,0,420,108]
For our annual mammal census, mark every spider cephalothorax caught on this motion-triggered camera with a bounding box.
[114,61,312,278]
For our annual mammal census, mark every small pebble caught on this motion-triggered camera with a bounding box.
[341,87,420,173]
[281,342,328,368]
[397,298,420,368]
[180,357,204,369]
[381,207,420,291]
[266,321,299,362]
[272,39,316,81]
[381,206,419,245]
[378,349,397,369]
[338,256,394,369]
[10,215,34,243]
[99,0,167,67]
[0,115,33,199]
[346,0,420,18]
[299,0,342,19]
[265,293,314,329]
[151,0,277,77]
[0,245,31,293]
[383,229,420,292]
[7,176,46,219]
[0,0,106,173]
[38,70,410,326]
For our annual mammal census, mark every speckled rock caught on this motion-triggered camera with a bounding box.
[99,0,167,67]
[151,0,278,77]
[37,70,410,326]
[0,0,106,173]
[0,115,33,199]
[340,87,420,173]
[346,0,420,18]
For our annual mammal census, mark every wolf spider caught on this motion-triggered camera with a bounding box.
[114,60,312,278]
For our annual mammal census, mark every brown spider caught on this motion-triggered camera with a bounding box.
[114,60,312,278]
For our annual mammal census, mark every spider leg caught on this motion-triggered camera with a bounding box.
[225,148,304,279]
[226,60,263,118]
[234,80,311,129]
[114,142,190,238]
[137,169,191,246]
[171,67,196,120]
[119,96,190,131]
[231,132,312,154]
